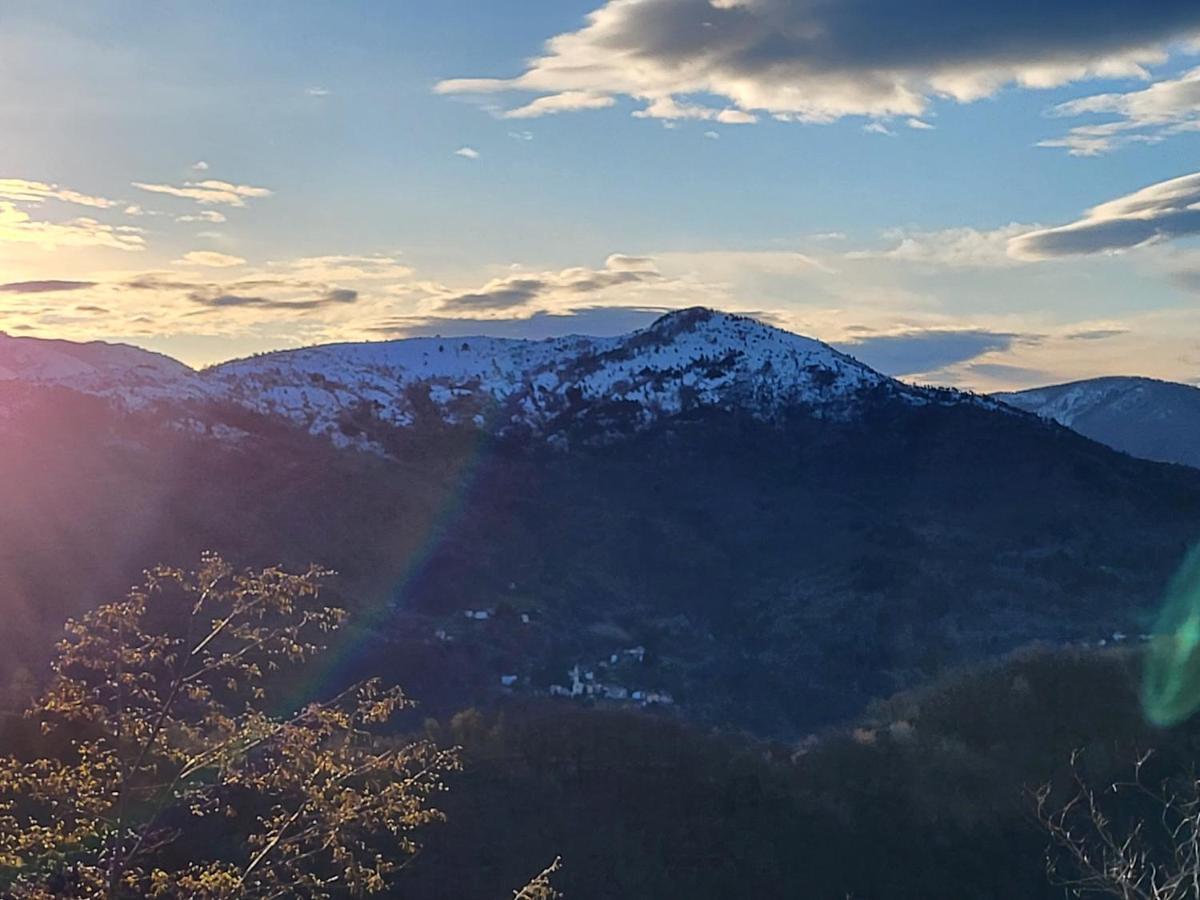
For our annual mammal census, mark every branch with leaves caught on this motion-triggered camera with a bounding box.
[0,553,458,899]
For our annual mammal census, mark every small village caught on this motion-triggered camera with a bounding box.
[447,608,676,709]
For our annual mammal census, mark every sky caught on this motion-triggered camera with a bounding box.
[5,1,1200,390]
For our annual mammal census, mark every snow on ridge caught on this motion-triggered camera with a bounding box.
[998,376,1175,428]
[2,309,990,446]
[202,308,908,442]
[0,333,215,405]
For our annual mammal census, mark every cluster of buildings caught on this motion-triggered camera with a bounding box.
[540,654,674,707]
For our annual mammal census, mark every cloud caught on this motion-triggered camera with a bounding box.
[436,0,1200,124]
[967,362,1058,385]
[306,86,331,97]
[1010,172,1200,258]
[131,179,272,207]
[176,250,246,268]
[505,91,617,119]
[1040,66,1200,155]
[508,130,535,141]
[188,287,359,311]
[704,130,720,139]
[835,328,1030,376]
[631,95,756,123]
[434,255,662,312]
[906,118,935,130]
[368,306,670,339]
[268,254,414,281]
[850,224,1036,267]
[454,147,481,159]
[0,178,118,209]
[0,280,96,294]
[1064,327,1129,340]
[863,121,895,136]
[0,202,144,251]
[177,210,227,224]
[191,161,210,171]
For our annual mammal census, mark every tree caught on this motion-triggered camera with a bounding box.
[1036,749,1200,899]
[0,553,458,898]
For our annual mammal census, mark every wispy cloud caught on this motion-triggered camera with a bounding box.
[454,146,481,159]
[0,202,144,251]
[433,255,663,312]
[0,178,117,209]
[176,210,227,224]
[0,280,96,294]
[850,224,1037,267]
[131,179,272,207]
[188,287,358,311]
[175,250,246,268]
[503,91,616,120]
[1040,67,1200,155]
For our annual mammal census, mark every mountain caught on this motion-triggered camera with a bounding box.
[0,332,207,401]
[3,310,1200,737]
[998,376,1200,469]
[4,309,994,447]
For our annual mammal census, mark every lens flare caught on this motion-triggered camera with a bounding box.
[1142,545,1200,726]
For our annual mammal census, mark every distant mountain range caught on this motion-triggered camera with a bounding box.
[997,376,1200,469]
[3,310,1200,737]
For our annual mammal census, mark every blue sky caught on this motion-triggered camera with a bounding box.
[4,0,1200,389]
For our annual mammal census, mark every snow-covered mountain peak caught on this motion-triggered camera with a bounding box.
[0,333,205,400]
[201,308,897,444]
[1,310,988,449]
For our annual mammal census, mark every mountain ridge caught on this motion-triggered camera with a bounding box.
[1,308,1004,448]
[998,375,1200,469]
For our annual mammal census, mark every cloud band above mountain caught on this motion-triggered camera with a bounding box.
[437,0,1200,122]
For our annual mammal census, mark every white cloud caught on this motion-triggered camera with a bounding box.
[437,0,1200,124]
[0,178,117,209]
[631,96,756,124]
[306,86,331,97]
[1010,172,1200,258]
[906,118,935,130]
[504,91,616,119]
[176,210,227,224]
[131,179,272,207]
[508,130,535,141]
[191,160,210,171]
[704,130,720,140]
[454,146,481,159]
[268,254,414,281]
[851,224,1038,267]
[175,250,246,268]
[863,122,895,136]
[0,201,144,251]
[1040,66,1200,155]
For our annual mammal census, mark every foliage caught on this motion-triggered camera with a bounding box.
[0,553,458,899]
[512,857,562,900]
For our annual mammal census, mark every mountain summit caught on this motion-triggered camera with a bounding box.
[0,309,988,448]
